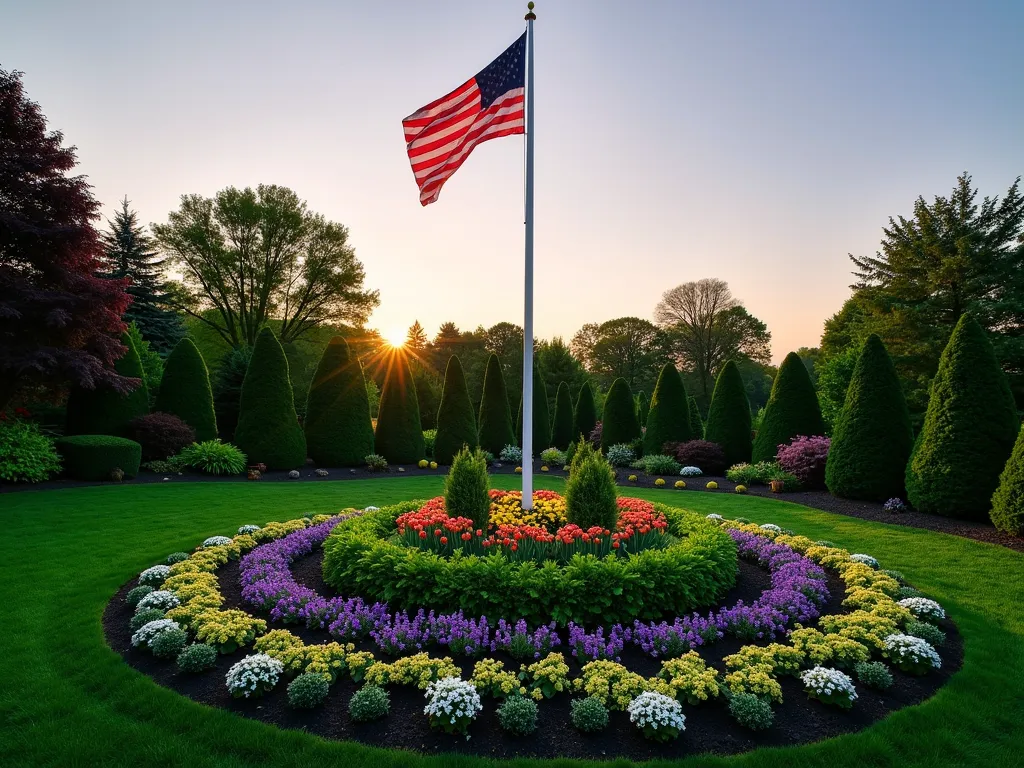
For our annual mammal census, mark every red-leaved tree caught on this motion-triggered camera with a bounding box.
[0,68,133,411]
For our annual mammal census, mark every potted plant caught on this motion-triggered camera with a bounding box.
[769,478,785,493]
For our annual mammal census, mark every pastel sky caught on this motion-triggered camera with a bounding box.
[4,0,1023,362]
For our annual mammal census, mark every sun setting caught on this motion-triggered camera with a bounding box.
[384,329,407,348]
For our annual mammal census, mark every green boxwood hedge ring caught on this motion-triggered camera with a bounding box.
[321,500,738,626]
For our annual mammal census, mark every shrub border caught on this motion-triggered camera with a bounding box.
[321,499,738,626]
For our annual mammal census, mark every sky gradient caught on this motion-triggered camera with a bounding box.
[4,0,1023,362]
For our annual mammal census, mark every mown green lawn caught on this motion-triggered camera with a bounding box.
[1,476,1022,767]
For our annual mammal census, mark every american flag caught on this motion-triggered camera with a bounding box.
[403,33,526,206]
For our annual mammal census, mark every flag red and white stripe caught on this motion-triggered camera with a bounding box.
[403,34,526,206]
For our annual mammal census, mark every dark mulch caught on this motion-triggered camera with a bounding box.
[104,546,963,761]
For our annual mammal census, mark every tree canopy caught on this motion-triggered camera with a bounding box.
[153,184,379,348]
[571,316,667,393]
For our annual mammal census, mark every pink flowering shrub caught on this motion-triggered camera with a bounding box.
[776,435,830,489]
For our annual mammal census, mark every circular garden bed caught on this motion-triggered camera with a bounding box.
[103,491,962,761]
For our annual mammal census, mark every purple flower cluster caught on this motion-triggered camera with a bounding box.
[490,619,561,660]
[568,622,629,662]
[237,517,831,661]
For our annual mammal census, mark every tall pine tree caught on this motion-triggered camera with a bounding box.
[551,381,575,449]
[704,360,752,467]
[97,198,183,352]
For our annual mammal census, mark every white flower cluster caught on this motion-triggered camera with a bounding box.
[759,523,782,533]
[499,444,523,463]
[131,618,180,648]
[679,466,702,477]
[898,597,945,621]
[800,666,858,703]
[705,513,723,521]
[626,691,685,732]
[138,564,171,587]
[423,677,483,724]
[203,535,233,548]
[135,590,180,613]
[850,553,880,569]
[237,524,261,535]
[364,506,380,512]
[883,634,942,670]
[225,653,284,698]
[605,443,635,468]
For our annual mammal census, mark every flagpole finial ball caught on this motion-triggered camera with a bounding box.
[525,2,536,20]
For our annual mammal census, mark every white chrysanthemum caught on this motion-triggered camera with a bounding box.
[203,535,233,548]
[363,506,380,512]
[705,513,723,521]
[898,597,945,621]
[423,677,482,721]
[131,618,181,648]
[850,553,880,569]
[800,666,857,702]
[679,466,702,477]
[883,633,941,670]
[135,589,180,613]
[237,524,261,535]
[626,691,685,731]
[225,653,284,698]
[138,564,171,587]
[759,523,783,533]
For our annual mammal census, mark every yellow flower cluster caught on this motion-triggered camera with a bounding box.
[305,642,354,683]
[470,658,527,698]
[194,609,267,652]
[489,492,567,529]
[364,652,461,690]
[657,651,720,704]
[788,626,870,667]
[521,652,571,701]
[818,611,900,654]
[165,594,224,628]
[345,651,376,683]
[573,660,674,711]
[724,663,782,703]
[724,643,805,677]
[253,629,356,682]
[252,518,308,543]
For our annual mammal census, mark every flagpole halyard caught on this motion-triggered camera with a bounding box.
[521,2,536,509]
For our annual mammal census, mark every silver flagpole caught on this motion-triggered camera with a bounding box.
[522,2,536,510]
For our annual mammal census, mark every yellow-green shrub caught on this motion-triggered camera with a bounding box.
[657,652,721,704]
[364,653,460,690]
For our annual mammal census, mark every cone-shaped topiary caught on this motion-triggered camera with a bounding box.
[636,391,649,429]
[477,354,515,455]
[565,443,618,530]
[602,377,642,451]
[515,397,524,449]
[688,396,703,439]
[303,336,374,467]
[434,355,478,465]
[704,360,752,467]
[154,337,217,442]
[445,446,491,529]
[528,365,551,450]
[573,381,598,443]
[551,382,575,449]
[752,352,826,462]
[374,351,425,464]
[991,424,1024,535]
[65,331,149,437]
[233,327,306,470]
[825,335,913,501]
[906,316,1019,519]
[643,364,692,455]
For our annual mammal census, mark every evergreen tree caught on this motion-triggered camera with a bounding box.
[477,354,515,455]
[374,351,425,463]
[154,337,218,441]
[434,356,478,464]
[825,335,913,501]
[991,424,1024,535]
[573,381,598,441]
[688,396,703,439]
[212,345,251,441]
[601,378,641,450]
[303,336,374,466]
[65,332,150,437]
[704,360,752,467]
[234,327,307,470]
[643,363,693,455]
[906,316,1019,519]
[527,364,551,449]
[406,320,428,351]
[97,198,183,353]
[636,391,649,429]
[515,397,524,449]
[752,352,826,462]
[551,381,575,449]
